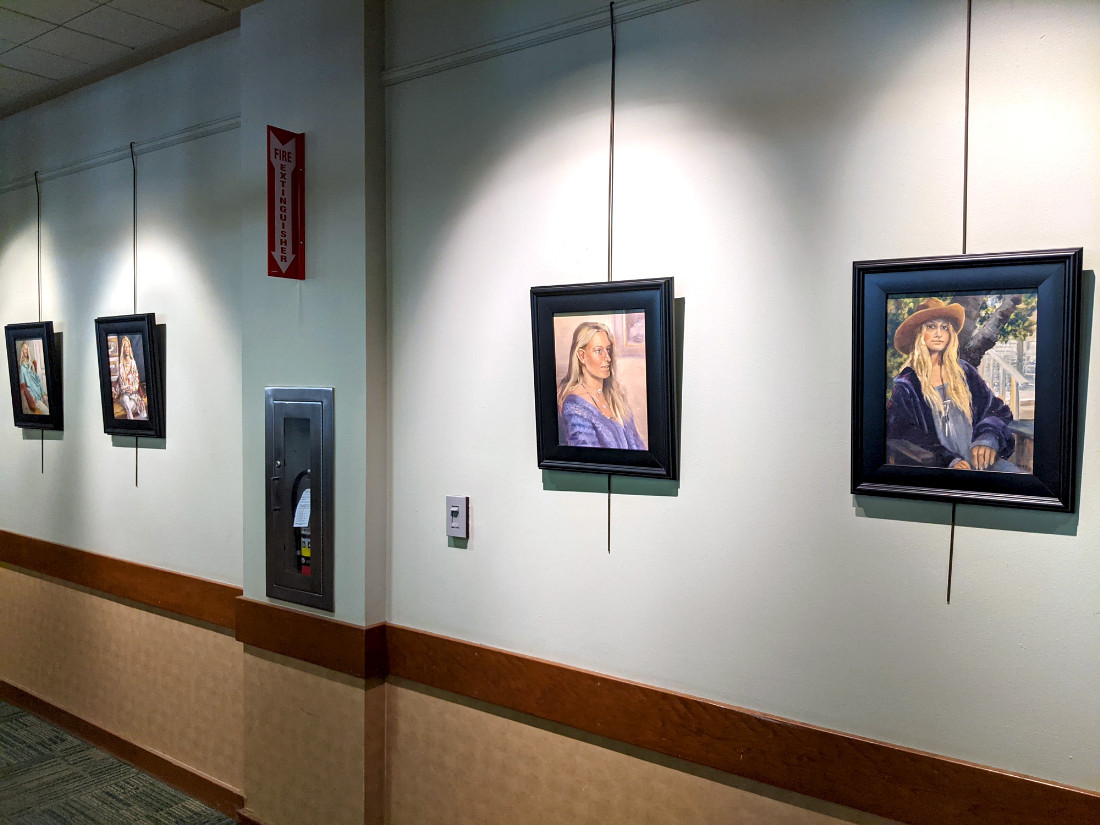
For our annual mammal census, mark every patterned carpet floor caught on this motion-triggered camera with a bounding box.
[0,701,233,825]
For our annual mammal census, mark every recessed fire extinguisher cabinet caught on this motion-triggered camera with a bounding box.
[265,387,334,611]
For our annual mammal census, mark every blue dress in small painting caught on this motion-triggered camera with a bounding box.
[559,394,645,450]
[19,359,48,415]
[20,360,45,403]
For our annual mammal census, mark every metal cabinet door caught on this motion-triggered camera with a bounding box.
[265,389,333,611]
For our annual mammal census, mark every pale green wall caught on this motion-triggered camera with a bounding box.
[239,0,387,625]
[386,0,1100,791]
[0,0,1095,794]
[0,32,244,584]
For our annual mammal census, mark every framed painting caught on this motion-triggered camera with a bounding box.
[5,321,63,430]
[852,248,1082,511]
[94,314,165,439]
[531,277,678,479]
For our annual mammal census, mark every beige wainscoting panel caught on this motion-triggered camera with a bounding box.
[386,682,899,825]
[365,681,386,825]
[243,647,366,825]
[0,566,243,790]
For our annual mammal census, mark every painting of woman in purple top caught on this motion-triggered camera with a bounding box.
[555,319,646,450]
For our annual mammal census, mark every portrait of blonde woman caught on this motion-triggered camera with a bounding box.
[113,336,148,420]
[17,340,49,415]
[886,298,1019,472]
[556,320,645,450]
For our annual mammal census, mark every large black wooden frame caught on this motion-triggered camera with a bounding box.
[94,313,166,439]
[852,248,1082,512]
[531,278,678,480]
[5,321,63,431]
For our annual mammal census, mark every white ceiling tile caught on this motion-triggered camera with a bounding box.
[108,0,220,30]
[28,24,130,61]
[0,0,99,25]
[0,41,87,77]
[1,0,256,116]
[0,62,52,95]
[66,4,174,47]
[0,7,54,43]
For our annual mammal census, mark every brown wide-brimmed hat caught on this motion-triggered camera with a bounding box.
[893,297,966,354]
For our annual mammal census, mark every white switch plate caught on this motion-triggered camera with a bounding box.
[446,495,468,538]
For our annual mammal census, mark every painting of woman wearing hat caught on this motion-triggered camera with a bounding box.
[886,297,1020,472]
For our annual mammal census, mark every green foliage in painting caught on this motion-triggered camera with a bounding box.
[984,293,1037,342]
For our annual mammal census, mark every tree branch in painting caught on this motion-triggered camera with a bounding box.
[958,294,1024,366]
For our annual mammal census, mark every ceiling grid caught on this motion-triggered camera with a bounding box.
[0,0,259,117]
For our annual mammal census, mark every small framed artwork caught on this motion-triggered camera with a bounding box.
[5,321,63,430]
[852,248,1082,511]
[94,313,165,439]
[531,277,678,479]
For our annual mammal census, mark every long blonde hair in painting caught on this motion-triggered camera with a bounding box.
[907,320,973,423]
[556,321,630,424]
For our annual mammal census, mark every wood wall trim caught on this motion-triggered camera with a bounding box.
[235,809,268,825]
[3,532,1096,824]
[386,625,1100,825]
[0,680,244,819]
[0,529,241,629]
[234,596,385,679]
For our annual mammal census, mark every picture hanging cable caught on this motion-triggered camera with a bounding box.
[130,142,137,314]
[605,2,618,553]
[35,171,42,322]
[35,171,44,472]
[962,0,972,256]
[947,503,957,604]
[130,141,139,485]
[948,0,972,596]
[607,0,617,285]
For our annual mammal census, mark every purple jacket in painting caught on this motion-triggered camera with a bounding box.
[559,394,645,450]
[886,360,1015,468]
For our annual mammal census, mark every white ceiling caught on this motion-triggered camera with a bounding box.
[0,0,260,118]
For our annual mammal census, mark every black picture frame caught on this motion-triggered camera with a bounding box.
[94,314,165,439]
[531,277,678,479]
[5,321,63,431]
[852,248,1082,512]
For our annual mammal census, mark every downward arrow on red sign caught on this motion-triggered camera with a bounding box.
[267,125,304,279]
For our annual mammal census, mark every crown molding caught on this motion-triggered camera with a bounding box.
[0,115,240,195]
[382,0,699,87]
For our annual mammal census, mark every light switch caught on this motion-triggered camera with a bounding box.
[446,495,469,538]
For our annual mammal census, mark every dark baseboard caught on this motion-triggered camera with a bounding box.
[0,680,244,819]
[235,808,268,825]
